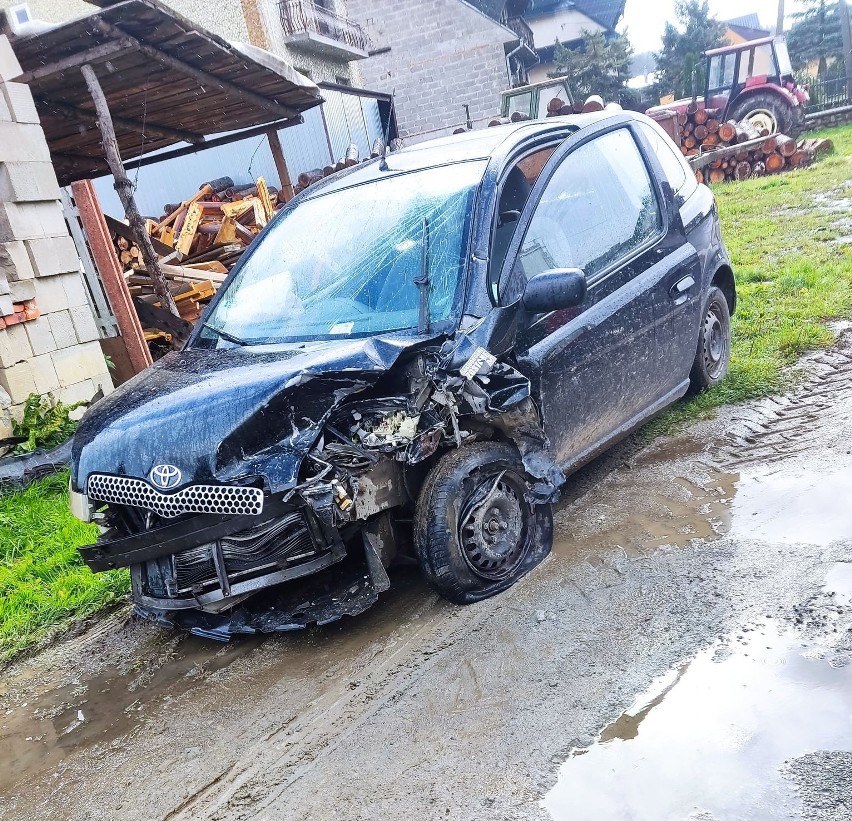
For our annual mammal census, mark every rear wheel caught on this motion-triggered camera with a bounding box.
[689,285,731,392]
[414,443,553,604]
[728,91,794,136]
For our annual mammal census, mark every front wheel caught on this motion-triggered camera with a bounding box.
[414,443,553,604]
[728,91,794,136]
[689,285,731,392]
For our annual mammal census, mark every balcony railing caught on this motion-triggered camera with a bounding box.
[279,0,370,56]
[503,16,535,53]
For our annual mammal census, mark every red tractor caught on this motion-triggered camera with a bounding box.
[647,36,809,137]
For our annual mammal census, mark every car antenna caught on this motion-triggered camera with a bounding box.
[379,90,396,172]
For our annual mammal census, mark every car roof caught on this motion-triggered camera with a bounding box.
[303,109,631,199]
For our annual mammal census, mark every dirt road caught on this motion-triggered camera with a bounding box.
[2,327,852,821]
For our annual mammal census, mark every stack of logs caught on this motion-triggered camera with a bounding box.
[294,140,394,195]
[664,104,832,183]
[484,94,612,128]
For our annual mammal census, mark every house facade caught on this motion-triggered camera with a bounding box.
[348,0,536,142]
[524,0,625,82]
[724,13,771,46]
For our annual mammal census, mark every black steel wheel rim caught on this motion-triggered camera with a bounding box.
[459,469,531,581]
[702,299,728,379]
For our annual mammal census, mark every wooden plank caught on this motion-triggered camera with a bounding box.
[175,202,203,256]
[132,296,193,341]
[104,213,174,257]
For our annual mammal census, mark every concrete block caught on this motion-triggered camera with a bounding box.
[0,360,37,403]
[69,304,100,343]
[92,370,115,397]
[25,235,79,277]
[0,36,22,83]
[0,322,33,367]
[1,82,39,125]
[8,278,35,302]
[0,162,61,202]
[62,271,89,308]
[58,378,96,418]
[23,316,56,355]
[47,309,77,348]
[0,240,35,281]
[0,123,51,163]
[30,352,60,394]
[0,385,12,443]
[51,341,108,388]
[34,273,73,313]
[0,200,67,242]
[0,276,7,296]
[0,90,10,123]
[0,293,12,316]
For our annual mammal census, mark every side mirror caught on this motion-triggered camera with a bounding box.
[522,268,587,313]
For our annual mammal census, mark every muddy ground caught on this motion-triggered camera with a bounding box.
[2,328,852,821]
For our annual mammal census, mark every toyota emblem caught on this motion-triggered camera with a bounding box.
[149,464,182,490]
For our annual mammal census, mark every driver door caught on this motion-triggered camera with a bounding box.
[500,124,693,469]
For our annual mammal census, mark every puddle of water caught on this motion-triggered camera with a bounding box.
[731,470,852,546]
[554,470,738,557]
[0,636,262,794]
[825,562,852,605]
[543,623,852,821]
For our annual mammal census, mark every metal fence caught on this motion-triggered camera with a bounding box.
[800,70,852,113]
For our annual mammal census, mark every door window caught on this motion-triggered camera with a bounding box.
[501,128,662,303]
[708,54,736,91]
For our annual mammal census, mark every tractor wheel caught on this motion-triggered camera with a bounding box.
[728,91,795,136]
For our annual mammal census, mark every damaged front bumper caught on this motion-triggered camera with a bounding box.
[81,484,392,638]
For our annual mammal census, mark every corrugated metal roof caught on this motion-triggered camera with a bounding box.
[725,13,764,31]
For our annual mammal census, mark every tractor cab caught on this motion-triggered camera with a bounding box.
[501,78,574,120]
[704,36,805,133]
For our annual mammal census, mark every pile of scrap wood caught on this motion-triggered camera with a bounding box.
[112,175,281,277]
[694,134,834,184]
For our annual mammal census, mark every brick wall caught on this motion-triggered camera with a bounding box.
[0,35,112,442]
[347,0,512,142]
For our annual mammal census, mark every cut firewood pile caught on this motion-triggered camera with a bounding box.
[653,103,833,183]
[482,94,614,129]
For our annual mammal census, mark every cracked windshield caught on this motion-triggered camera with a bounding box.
[199,162,486,345]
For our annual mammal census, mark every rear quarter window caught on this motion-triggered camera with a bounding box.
[637,120,698,204]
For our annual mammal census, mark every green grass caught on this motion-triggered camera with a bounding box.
[644,122,852,436]
[0,472,128,662]
[1,125,851,662]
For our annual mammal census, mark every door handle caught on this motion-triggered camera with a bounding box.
[670,275,695,304]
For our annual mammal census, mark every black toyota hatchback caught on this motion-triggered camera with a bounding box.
[70,110,735,639]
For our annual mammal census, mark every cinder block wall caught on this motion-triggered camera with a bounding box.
[347,0,512,142]
[0,35,112,440]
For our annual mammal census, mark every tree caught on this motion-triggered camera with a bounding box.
[787,0,844,74]
[654,0,727,100]
[550,30,634,104]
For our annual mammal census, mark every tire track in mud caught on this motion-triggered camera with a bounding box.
[169,596,511,820]
[716,337,852,470]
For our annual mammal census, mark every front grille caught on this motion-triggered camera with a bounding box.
[87,474,264,519]
[173,511,317,593]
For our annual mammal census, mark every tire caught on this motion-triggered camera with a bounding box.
[727,91,794,136]
[414,442,553,605]
[689,285,731,392]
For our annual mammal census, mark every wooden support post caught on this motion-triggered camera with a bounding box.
[80,63,180,318]
[267,127,294,203]
[71,179,152,375]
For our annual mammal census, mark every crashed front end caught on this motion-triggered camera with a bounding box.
[70,335,561,639]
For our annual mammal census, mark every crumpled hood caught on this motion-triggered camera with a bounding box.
[72,333,428,493]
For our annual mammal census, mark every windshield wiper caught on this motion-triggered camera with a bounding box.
[414,217,430,335]
[202,322,250,347]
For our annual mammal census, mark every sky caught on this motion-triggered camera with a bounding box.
[621,0,809,54]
